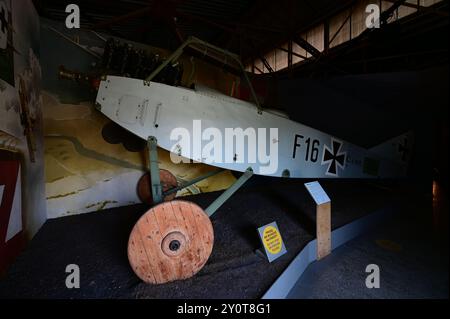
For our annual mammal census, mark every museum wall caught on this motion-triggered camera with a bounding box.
[40,19,237,219]
[0,0,47,271]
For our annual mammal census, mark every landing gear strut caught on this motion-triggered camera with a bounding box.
[127,136,253,284]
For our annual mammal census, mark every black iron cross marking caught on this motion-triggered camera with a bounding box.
[322,139,346,176]
[0,7,7,34]
[398,138,409,162]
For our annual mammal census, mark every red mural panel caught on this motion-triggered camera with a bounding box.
[0,160,24,273]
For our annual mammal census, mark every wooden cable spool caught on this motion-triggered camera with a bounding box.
[127,200,214,284]
[137,169,178,204]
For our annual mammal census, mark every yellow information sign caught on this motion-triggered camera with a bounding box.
[258,222,287,262]
[263,226,282,254]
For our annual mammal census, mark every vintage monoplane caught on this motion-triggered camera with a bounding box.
[94,36,413,284]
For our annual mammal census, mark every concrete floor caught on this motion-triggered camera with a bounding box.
[287,201,449,299]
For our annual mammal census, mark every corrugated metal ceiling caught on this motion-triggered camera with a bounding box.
[32,0,355,60]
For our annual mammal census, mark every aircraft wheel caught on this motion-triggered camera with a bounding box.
[127,200,214,284]
[102,121,146,151]
[137,169,178,205]
[101,121,122,144]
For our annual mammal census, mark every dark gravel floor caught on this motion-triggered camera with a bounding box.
[0,179,398,299]
[287,198,449,299]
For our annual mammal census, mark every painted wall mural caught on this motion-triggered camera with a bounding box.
[0,0,46,272]
[41,20,237,219]
[0,0,14,85]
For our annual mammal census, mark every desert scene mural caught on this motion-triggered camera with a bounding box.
[41,20,238,218]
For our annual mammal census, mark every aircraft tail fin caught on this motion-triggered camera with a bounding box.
[368,131,414,165]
